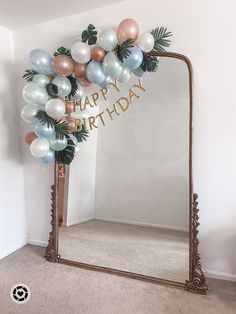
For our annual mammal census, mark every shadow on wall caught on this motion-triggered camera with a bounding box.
[0,60,23,164]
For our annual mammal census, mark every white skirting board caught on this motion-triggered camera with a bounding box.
[94,216,189,232]
[0,240,27,259]
[62,217,93,227]
[27,239,47,247]
[205,269,236,282]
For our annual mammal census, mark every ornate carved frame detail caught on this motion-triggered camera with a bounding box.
[45,51,208,294]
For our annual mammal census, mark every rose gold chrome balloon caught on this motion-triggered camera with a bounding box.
[117,18,139,44]
[25,131,38,145]
[52,55,74,76]
[91,47,105,62]
[74,63,87,79]
[66,118,76,133]
[65,101,75,114]
[77,77,91,87]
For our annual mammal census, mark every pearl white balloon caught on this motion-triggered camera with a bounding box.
[118,67,131,83]
[30,138,50,158]
[52,76,71,97]
[21,104,42,123]
[98,28,118,51]
[22,82,49,105]
[138,32,154,52]
[45,98,65,120]
[103,52,122,78]
[71,41,91,64]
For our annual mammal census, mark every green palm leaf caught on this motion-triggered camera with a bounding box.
[23,69,38,82]
[151,27,173,52]
[55,135,75,165]
[72,125,89,143]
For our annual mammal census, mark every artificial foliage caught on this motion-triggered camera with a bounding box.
[151,27,173,52]
[46,83,58,98]
[66,76,78,100]
[81,24,97,45]
[72,125,89,143]
[115,38,134,62]
[54,47,72,58]
[55,135,75,165]
[23,69,38,82]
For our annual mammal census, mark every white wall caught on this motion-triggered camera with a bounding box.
[13,0,236,279]
[0,25,27,258]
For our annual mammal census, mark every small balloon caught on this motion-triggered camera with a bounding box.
[91,47,105,62]
[52,76,71,97]
[103,51,122,78]
[118,67,131,83]
[70,83,84,100]
[87,60,106,84]
[71,42,91,64]
[21,104,41,123]
[45,98,66,120]
[52,55,74,76]
[49,136,67,151]
[117,18,139,44]
[25,131,38,145]
[122,46,143,70]
[65,101,75,114]
[30,138,50,158]
[35,122,55,139]
[74,63,87,79]
[29,49,53,75]
[133,67,146,77]
[22,82,49,105]
[99,75,113,88]
[77,77,91,87]
[137,32,154,52]
[41,149,55,164]
[33,74,50,87]
[98,28,118,51]
[66,118,76,133]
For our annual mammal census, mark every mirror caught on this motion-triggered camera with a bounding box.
[46,52,208,294]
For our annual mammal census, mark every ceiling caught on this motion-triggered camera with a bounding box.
[0,0,123,30]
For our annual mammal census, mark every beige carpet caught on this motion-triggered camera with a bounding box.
[59,220,189,283]
[0,245,236,314]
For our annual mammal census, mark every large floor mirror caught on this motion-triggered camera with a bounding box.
[45,52,208,294]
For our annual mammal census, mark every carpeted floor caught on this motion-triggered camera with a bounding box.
[0,245,236,314]
[59,220,189,283]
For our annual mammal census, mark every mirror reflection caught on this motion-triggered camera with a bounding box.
[58,57,189,283]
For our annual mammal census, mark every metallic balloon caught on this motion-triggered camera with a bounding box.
[77,77,91,87]
[91,47,105,62]
[21,104,41,123]
[45,98,66,120]
[74,63,87,79]
[52,55,74,76]
[65,101,75,114]
[25,131,38,145]
[22,82,49,105]
[33,74,50,87]
[117,18,139,44]
[70,82,84,100]
[66,118,76,133]
[30,138,50,158]
[29,49,53,75]
[71,41,91,64]
[133,67,146,77]
[99,75,113,88]
[52,76,71,97]
[35,122,55,139]
[41,149,55,164]
[87,60,106,84]
[138,32,154,52]
[103,52,122,78]
[49,136,67,151]
[122,46,143,70]
[118,67,131,83]
[98,28,118,51]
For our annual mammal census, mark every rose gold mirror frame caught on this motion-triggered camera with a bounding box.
[45,51,208,294]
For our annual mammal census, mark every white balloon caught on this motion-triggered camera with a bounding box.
[118,67,131,83]
[30,138,50,158]
[138,32,154,53]
[45,98,65,120]
[71,41,91,64]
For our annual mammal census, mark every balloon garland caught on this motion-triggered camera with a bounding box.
[21,19,172,165]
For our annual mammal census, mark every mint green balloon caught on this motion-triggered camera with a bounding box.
[33,74,50,87]
[49,136,67,151]
[103,52,122,78]
[21,104,42,123]
[22,82,49,105]
[52,76,71,97]
[98,28,117,51]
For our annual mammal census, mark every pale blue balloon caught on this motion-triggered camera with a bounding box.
[33,74,50,87]
[22,82,49,105]
[87,60,106,84]
[41,149,55,164]
[99,75,113,88]
[133,67,146,77]
[98,28,117,51]
[49,136,67,151]
[35,122,55,139]
[29,49,53,75]
[122,46,143,70]
[52,76,71,97]
[103,52,122,78]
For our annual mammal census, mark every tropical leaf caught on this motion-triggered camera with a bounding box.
[35,110,55,128]
[54,47,72,58]
[81,24,97,45]
[115,38,134,62]
[72,124,89,143]
[55,135,75,165]
[140,53,159,72]
[46,83,58,98]
[23,69,38,82]
[54,120,69,140]
[66,75,78,100]
[151,27,173,52]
